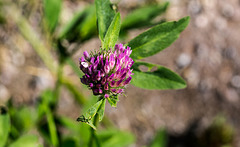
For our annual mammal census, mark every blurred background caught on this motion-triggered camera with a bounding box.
[0,0,240,146]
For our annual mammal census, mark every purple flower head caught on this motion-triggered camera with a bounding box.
[79,44,134,98]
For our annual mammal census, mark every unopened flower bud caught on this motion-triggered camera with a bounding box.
[83,51,90,59]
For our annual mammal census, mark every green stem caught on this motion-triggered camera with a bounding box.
[46,107,59,146]
[88,114,101,147]
[41,90,59,146]
[52,63,63,106]
[88,96,104,147]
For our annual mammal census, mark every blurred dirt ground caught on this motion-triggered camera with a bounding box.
[1,0,240,146]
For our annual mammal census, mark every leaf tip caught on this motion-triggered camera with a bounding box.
[179,82,187,89]
[175,79,187,90]
[164,1,170,8]
[183,16,191,24]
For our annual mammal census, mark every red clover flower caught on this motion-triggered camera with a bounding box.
[79,43,134,98]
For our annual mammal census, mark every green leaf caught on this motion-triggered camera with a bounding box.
[59,5,97,41]
[57,117,88,146]
[150,129,167,147]
[98,98,106,121]
[78,6,97,41]
[95,0,115,43]
[11,107,38,134]
[107,95,119,107]
[61,138,77,147]
[103,12,121,49]
[39,90,59,146]
[83,99,103,119]
[128,16,190,60]
[0,107,10,147]
[9,135,42,147]
[46,106,59,146]
[131,61,186,89]
[58,7,87,39]
[121,2,169,30]
[77,98,106,129]
[43,0,62,32]
[97,129,135,147]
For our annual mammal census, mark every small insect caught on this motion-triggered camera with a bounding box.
[77,115,90,123]
[0,106,7,115]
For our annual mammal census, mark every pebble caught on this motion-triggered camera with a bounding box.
[202,0,216,9]
[188,0,202,15]
[219,66,232,84]
[195,44,209,59]
[0,84,10,103]
[198,78,216,92]
[222,47,236,59]
[214,17,227,30]
[184,68,199,87]
[177,53,192,68]
[231,75,240,88]
[38,75,54,91]
[225,88,239,103]
[209,50,222,67]
[195,15,209,28]
[221,3,235,18]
